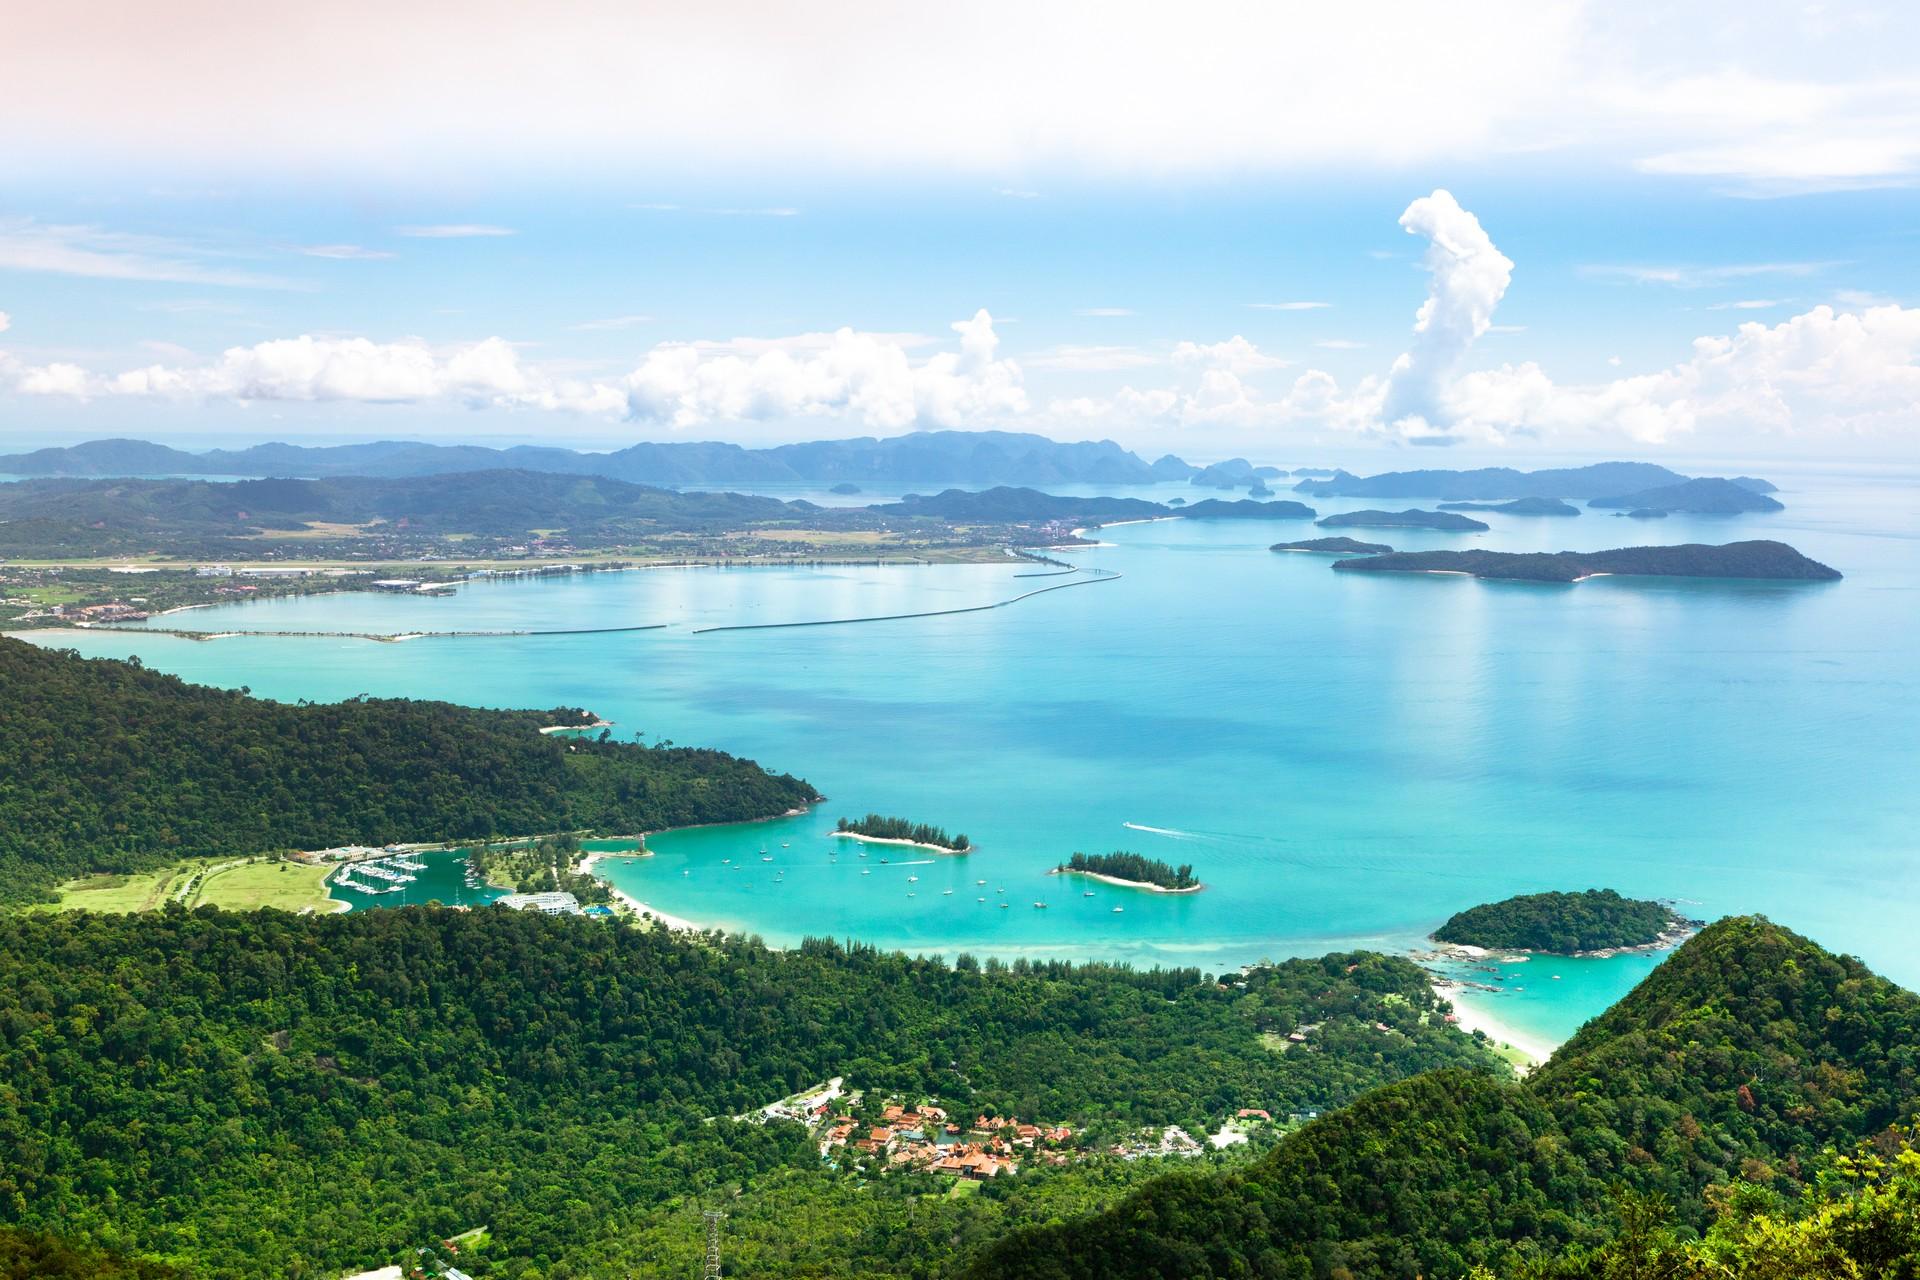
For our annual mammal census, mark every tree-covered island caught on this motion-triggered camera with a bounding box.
[1431,887,1692,954]
[836,814,972,852]
[1054,850,1201,892]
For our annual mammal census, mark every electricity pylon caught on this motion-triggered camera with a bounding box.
[701,1209,726,1279]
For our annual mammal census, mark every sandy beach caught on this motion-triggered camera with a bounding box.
[1049,867,1203,894]
[1433,981,1555,1069]
[833,831,972,854]
[607,885,705,933]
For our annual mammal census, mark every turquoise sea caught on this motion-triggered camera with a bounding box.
[34,463,1920,1050]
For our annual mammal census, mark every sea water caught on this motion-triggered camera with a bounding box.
[36,463,1920,1050]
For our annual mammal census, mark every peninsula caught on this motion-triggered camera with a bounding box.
[835,814,972,853]
[1435,497,1580,516]
[1329,540,1842,583]
[0,637,819,905]
[1316,508,1490,532]
[1271,537,1394,555]
[1051,850,1201,892]
[1431,888,1695,955]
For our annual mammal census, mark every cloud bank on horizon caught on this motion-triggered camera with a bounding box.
[6,190,1912,452]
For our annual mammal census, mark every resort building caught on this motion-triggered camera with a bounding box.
[496,891,584,916]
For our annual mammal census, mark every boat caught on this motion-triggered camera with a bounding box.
[1112,906,1124,913]
[907,874,919,883]
[722,858,731,864]
[977,897,986,902]
[1032,902,1048,909]
[781,841,790,848]
[943,889,954,896]
[761,855,773,862]
[683,869,690,876]
[999,902,1010,909]
[907,892,916,898]
[1083,890,1095,897]
[976,879,986,885]
[861,869,871,876]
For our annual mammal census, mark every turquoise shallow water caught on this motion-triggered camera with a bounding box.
[35,464,1920,1049]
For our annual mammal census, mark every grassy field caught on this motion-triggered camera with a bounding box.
[46,856,339,914]
[43,867,188,913]
[195,859,338,912]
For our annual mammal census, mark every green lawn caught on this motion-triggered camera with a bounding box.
[46,857,339,914]
[46,865,193,913]
[195,859,339,912]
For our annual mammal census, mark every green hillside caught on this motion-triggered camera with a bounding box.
[968,917,1920,1278]
[0,638,816,902]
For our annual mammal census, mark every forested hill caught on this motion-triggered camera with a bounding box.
[0,910,1499,1278]
[1432,888,1677,953]
[968,917,1920,1279]
[0,430,1196,485]
[0,639,816,902]
[0,470,803,541]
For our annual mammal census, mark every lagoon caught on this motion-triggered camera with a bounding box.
[35,464,1920,1050]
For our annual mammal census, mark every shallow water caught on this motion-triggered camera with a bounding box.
[39,464,1920,1050]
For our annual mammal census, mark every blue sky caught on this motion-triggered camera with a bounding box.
[4,1,1919,465]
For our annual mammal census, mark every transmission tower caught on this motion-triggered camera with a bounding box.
[701,1209,726,1279]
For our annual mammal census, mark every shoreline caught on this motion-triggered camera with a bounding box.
[1431,979,1556,1069]
[833,831,973,854]
[1049,867,1203,894]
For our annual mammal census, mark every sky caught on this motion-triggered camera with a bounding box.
[2,0,1919,466]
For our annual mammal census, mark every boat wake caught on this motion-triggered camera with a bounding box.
[1123,822,1199,839]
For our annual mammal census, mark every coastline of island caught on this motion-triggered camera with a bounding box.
[833,831,975,854]
[1047,866,1204,894]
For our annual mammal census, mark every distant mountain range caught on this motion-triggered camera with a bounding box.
[1295,461,1778,501]
[0,431,1205,487]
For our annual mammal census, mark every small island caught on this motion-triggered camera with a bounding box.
[1316,508,1490,532]
[835,814,972,853]
[1329,540,1841,583]
[1271,536,1394,555]
[1435,497,1580,516]
[1432,888,1695,955]
[1051,850,1201,893]
[829,482,863,495]
[1181,498,1317,520]
[1589,477,1784,514]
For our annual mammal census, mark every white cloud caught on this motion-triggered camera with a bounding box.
[1438,303,1920,445]
[13,333,622,414]
[1708,299,1783,310]
[1378,189,1514,431]
[0,218,289,288]
[1171,336,1290,375]
[0,311,9,333]
[1314,339,1368,349]
[298,244,395,260]
[393,224,515,238]
[624,309,1025,430]
[16,362,91,398]
[12,4,1920,194]
[1039,189,1920,450]
[1247,301,1331,311]
[1075,308,1135,318]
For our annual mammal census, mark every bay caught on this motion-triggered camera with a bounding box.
[33,463,1920,1050]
